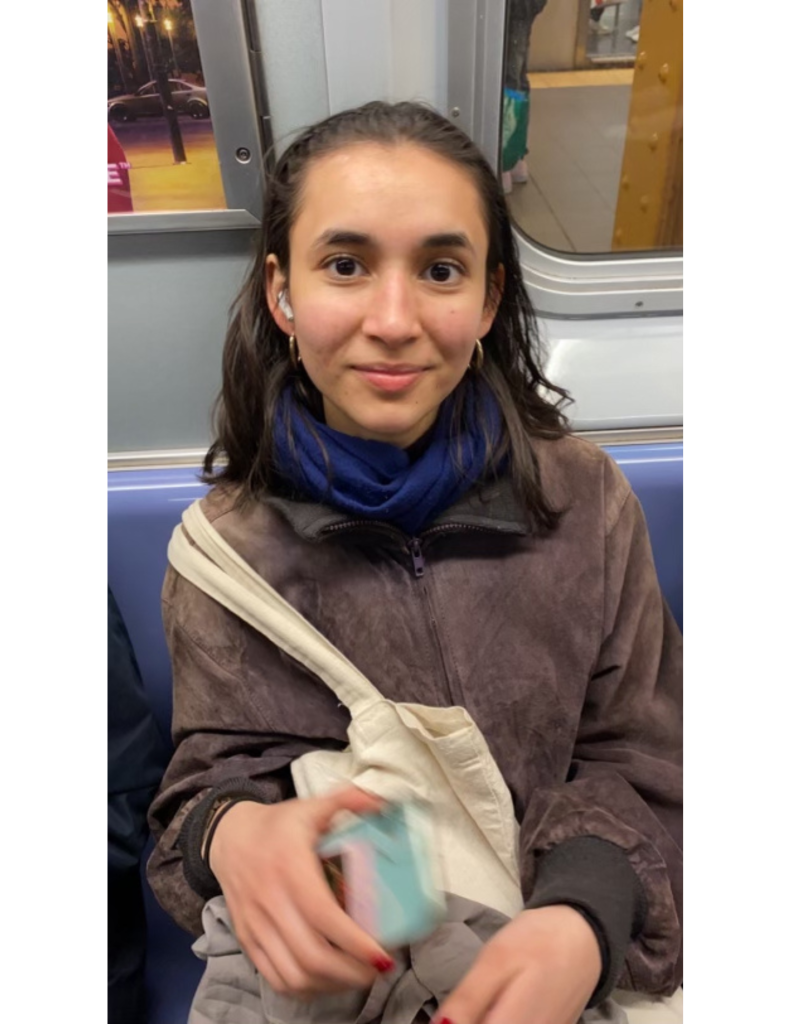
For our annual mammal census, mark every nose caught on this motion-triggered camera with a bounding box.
[361,271,421,348]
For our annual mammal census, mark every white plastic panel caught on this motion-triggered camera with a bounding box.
[322,0,391,111]
[254,0,330,154]
[253,0,449,155]
[391,0,448,112]
[541,315,683,431]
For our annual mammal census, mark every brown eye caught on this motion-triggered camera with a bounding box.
[329,256,360,277]
[427,262,461,283]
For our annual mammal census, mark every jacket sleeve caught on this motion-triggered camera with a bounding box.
[146,568,342,936]
[518,463,682,996]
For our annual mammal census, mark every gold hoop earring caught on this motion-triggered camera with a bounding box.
[470,339,484,373]
[289,335,301,370]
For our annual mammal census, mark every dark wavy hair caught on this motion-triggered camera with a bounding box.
[204,100,571,533]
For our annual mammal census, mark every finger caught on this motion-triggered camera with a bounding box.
[251,908,320,997]
[291,852,394,971]
[434,953,521,1024]
[308,786,385,834]
[250,928,352,997]
[244,934,288,996]
[266,889,379,989]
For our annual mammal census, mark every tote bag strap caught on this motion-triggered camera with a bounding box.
[167,500,380,715]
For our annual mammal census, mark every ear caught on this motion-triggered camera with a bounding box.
[478,263,505,338]
[265,254,292,336]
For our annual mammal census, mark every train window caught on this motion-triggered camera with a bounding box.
[502,0,682,255]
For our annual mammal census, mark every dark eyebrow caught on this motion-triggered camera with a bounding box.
[312,230,371,249]
[312,229,474,251]
[421,232,473,251]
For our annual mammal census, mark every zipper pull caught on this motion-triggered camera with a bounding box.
[408,538,426,578]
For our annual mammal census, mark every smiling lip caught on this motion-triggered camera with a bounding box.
[354,365,426,392]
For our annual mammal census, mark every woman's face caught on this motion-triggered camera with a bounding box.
[266,142,502,448]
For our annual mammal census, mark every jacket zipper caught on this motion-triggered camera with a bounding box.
[408,538,426,578]
[322,520,489,705]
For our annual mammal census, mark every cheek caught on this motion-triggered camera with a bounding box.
[426,305,481,359]
[294,296,356,367]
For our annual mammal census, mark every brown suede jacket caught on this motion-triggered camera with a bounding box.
[147,434,682,997]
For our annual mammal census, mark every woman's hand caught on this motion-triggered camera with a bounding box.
[433,905,602,1024]
[209,786,394,998]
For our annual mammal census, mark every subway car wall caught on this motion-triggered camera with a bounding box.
[108,3,681,1023]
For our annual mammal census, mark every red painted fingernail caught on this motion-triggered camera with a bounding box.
[372,955,395,972]
[434,1018,455,1024]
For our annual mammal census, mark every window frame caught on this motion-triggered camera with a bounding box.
[447,0,682,317]
[108,0,272,235]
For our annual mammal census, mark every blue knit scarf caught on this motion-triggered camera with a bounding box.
[273,381,503,536]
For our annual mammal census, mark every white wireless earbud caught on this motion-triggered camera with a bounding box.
[277,290,294,321]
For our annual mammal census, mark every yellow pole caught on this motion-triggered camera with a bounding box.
[612,0,683,250]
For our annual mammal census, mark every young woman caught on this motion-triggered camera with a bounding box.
[148,101,682,1024]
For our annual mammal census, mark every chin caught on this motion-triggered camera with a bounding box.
[353,411,434,446]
